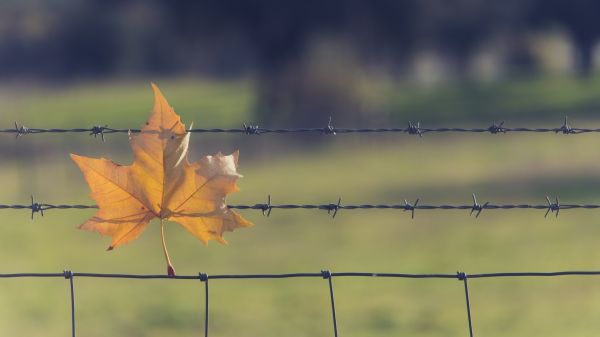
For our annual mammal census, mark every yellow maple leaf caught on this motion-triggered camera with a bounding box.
[71,83,253,275]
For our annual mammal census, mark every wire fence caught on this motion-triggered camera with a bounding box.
[4,269,600,337]
[3,116,599,336]
[1,117,596,140]
[0,194,592,219]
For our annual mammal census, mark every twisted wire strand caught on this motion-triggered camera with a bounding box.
[0,194,588,219]
[1,117,594,139]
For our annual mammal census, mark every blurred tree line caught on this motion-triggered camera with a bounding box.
[1,0,599,125]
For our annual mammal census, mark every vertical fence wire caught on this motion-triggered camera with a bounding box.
[200,273,209,337]
[64,270,76,337]
[322,270,339,337]
[458,272,474,337]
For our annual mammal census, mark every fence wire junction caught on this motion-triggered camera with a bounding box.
[0,117,595,140]
[4,269,600,337]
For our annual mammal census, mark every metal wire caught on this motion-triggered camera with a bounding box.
[5,269,600,337]
[458,272,474,337]
[0,194,592,219]
[64,270,76,337]
[322,270,339,337]
[199,273,209,337]
[5,270,600,279]
[1,117,595,139]
[1,116,597,336]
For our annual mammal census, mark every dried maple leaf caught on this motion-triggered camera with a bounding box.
[71,83,252,276]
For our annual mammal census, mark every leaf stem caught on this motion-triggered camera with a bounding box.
[160,219,176,276]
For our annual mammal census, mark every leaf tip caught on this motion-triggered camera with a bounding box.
[150,82,163,97]
[69,153,81,162]
[231,150,240,165]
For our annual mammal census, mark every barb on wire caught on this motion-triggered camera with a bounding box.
[557,116,574,134]
[407,121,423,137]
[243,123,261,135]
[1,194,597,219]
[322,198,342,218]
[403,198,419,219]
[4,117,600,138]
[322,117,337,135]
[545,196,560,218]
[488,121,506,134]
[259,195,272,216]
[470,193,489,218]
[14,122,30,138]
[30,195,43,219]
[90,125,107,142]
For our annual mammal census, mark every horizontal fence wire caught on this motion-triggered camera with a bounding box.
[4,269,600,337]
[1,117,597,140]
[4,269,600,280]
[0,194,593,219]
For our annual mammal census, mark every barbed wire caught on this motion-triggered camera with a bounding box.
[5,107,597,337]
[0,194,594,220]
[2,117,597,140]
[4,269,600,337]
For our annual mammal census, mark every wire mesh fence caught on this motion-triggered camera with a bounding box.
[4,269,600,337]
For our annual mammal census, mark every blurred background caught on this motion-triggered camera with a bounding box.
[3,0,600,336]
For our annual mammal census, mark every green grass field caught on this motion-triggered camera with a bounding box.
[2,78,600,336]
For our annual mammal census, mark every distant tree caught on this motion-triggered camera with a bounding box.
[53,2,119,77]
[418,0,528,78]
[158,0,420,126]
[531,0,600,76]
[160,0,342,126]
[11,0,596,124]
